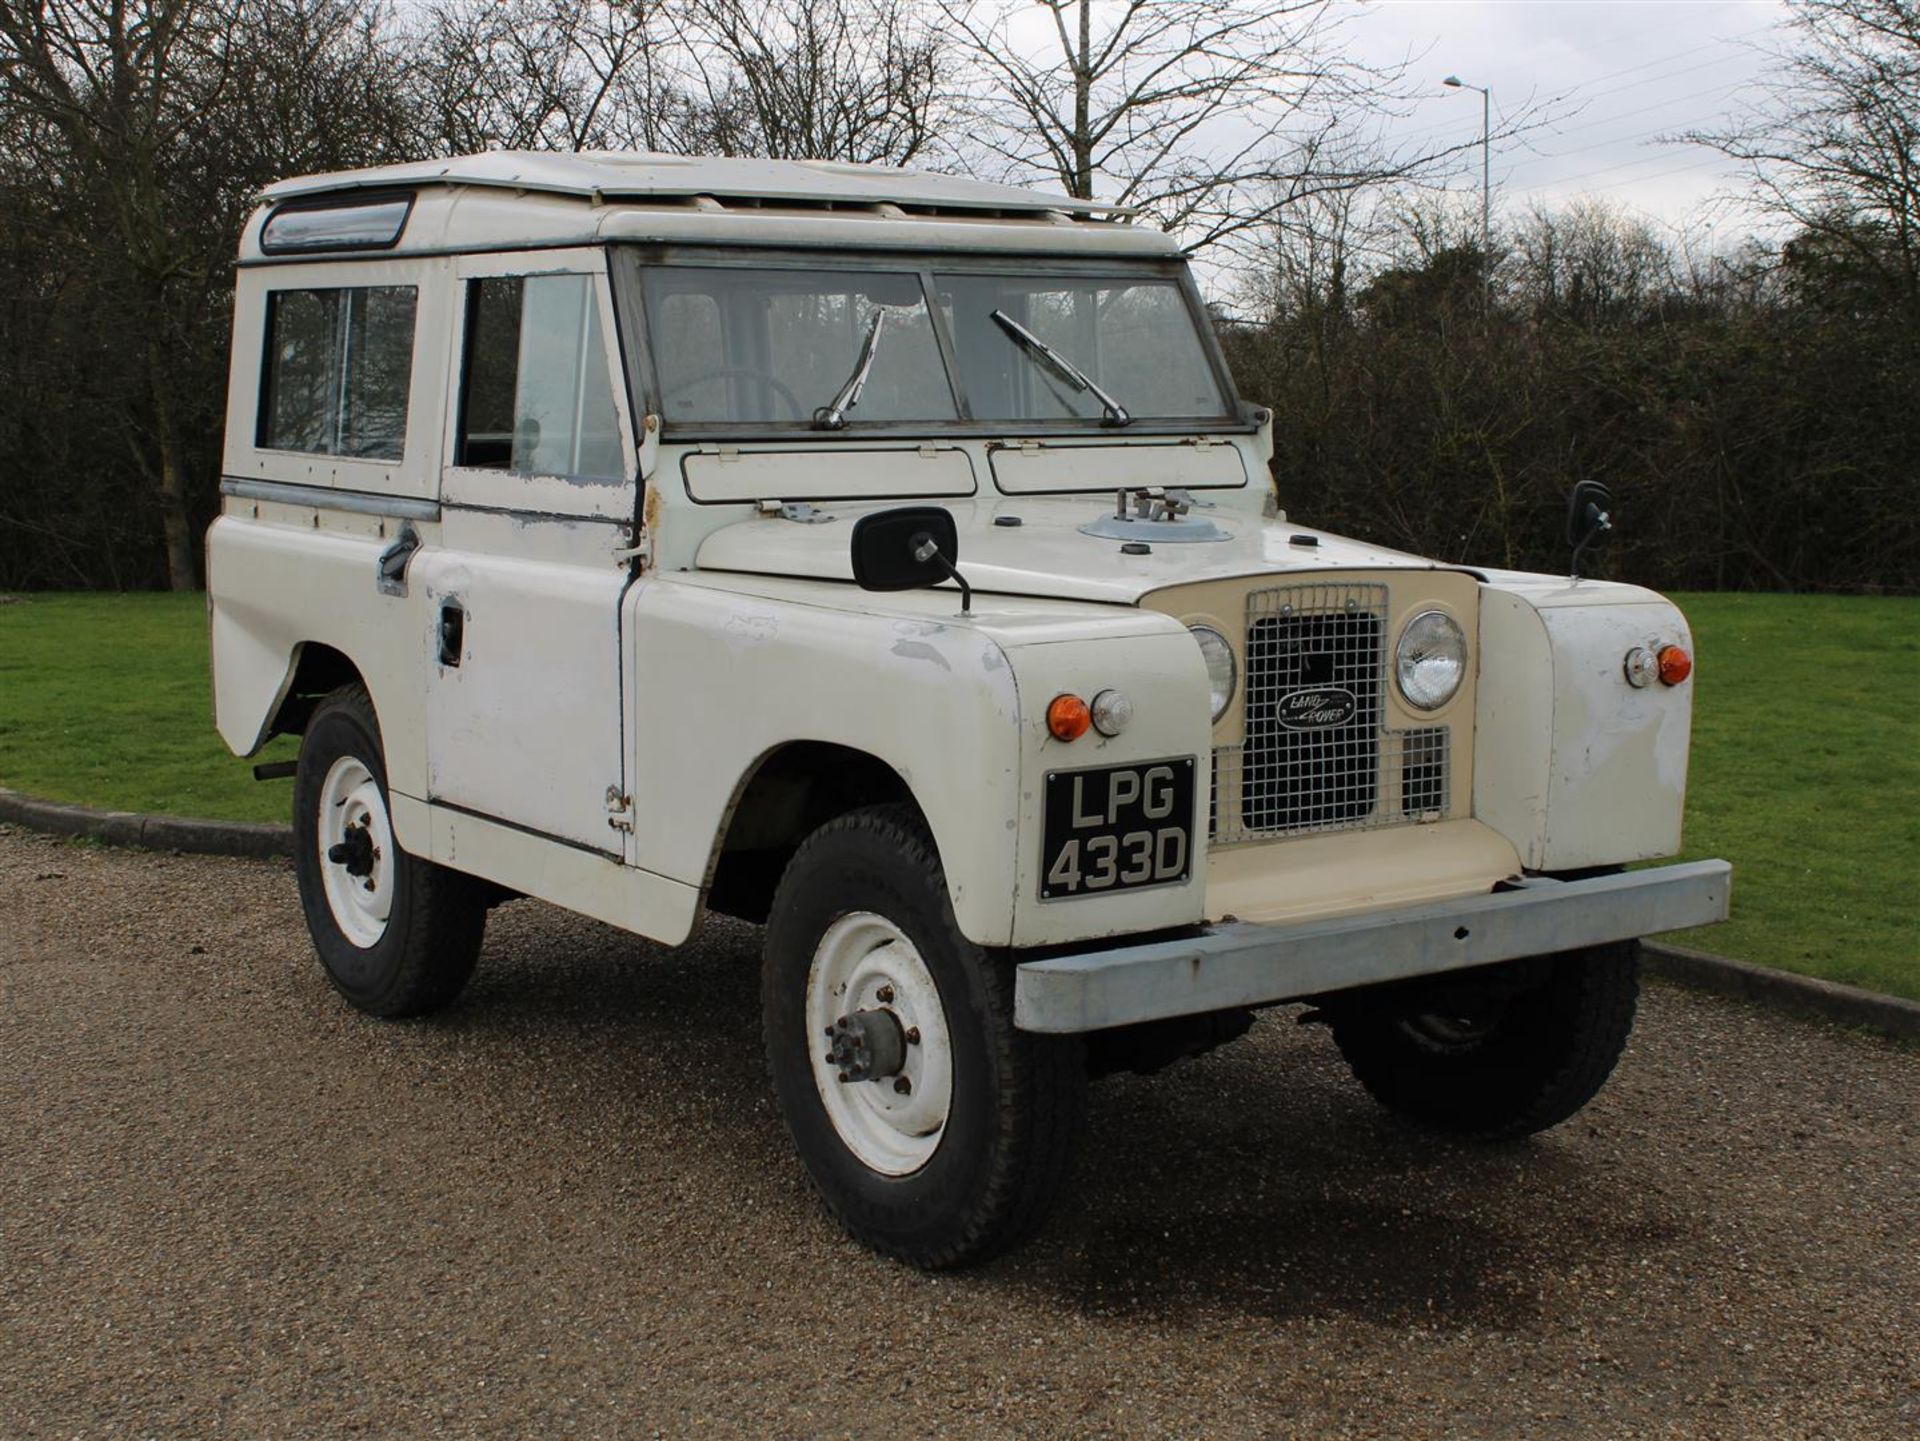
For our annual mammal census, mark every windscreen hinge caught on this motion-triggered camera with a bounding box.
[612,530,650,568]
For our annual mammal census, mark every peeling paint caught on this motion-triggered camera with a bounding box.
[724,610,779,650]
[890,640,952,672]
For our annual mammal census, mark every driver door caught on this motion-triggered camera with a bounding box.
[415,247,639,856]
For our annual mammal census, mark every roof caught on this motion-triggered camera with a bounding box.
[261,151,1133,218]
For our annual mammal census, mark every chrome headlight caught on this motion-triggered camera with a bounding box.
[1396,610,1467,710]
[1188,624,1237,722]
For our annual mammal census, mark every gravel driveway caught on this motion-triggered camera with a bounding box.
[1,825,1914,1439]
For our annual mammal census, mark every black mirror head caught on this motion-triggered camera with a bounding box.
[851,506,961,592]
[1567,479,1615,549]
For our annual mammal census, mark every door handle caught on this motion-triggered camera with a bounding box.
[438,601,465,667]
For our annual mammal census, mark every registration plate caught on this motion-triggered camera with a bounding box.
[1040,757,1196,900]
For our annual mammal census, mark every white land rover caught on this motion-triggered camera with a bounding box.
[209,153,1730,1268]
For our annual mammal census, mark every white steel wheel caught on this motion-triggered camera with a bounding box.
[805,911,954,1176]
[293,684,486,1019]
[762,805,1087,1268]
[316,754,395,949]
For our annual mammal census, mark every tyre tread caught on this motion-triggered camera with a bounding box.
[1333,943,1640,1142]
[295,683,486,1019]
[763,804,1085,1269]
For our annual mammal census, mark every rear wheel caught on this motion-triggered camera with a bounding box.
[1329,942,1640,1141]
[293,685,487,1018]
[762,805,1086,1269]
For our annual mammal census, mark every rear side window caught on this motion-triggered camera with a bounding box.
[456,275,624,480]
[258,286,417,459]
[260,194,412,254]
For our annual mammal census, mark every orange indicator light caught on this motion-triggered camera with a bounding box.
[1047,694,1092,741]
[1657,645,1692,686]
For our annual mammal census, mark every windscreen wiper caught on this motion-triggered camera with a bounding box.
[989,309,1131,426]
[813,309,890,430]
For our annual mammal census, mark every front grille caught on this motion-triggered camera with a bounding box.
[1211,582,1451,844]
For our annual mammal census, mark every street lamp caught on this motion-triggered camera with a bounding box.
[1443,74,1492,309]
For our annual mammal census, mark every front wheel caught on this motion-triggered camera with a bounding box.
[762,806,1086,1269]
[1329,942,1640,1141]
[292,684,487,1018]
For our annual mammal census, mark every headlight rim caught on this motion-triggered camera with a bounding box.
[1188,622,1237,723]
[1394,607,1468,712]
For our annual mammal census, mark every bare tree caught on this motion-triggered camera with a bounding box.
[664,0,947,164]
[0,0,413,589]
[0,0,273,589]
[1512,199,1676,325]
[1688,0,1920,310]
[406,0,672,154]
[935,0,1479,256]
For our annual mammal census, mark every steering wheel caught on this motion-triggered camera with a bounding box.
[661,366,807,421]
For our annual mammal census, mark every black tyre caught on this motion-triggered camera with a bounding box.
[762,805,1086,1269]
[1329,942,1640,1141]
[292,684,486,1018]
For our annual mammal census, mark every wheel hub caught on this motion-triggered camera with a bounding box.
[327,820,378,879]
[804,912,954,1176]
[316,755,395,950]
[827,1008,908,1083]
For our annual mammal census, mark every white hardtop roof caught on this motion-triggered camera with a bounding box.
[262,150,1133,217]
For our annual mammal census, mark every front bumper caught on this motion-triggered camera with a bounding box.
[1014,859,1732,1033]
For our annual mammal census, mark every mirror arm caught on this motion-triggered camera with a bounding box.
[1570,504,1612,580]
[913,533,973,614]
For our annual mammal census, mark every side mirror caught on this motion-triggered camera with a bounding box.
[851,506,971,612]
[1566,479,1614,578]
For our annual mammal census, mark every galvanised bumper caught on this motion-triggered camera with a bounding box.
[1013,859,1732,1033]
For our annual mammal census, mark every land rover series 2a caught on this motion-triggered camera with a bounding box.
[209,153,1730,1267]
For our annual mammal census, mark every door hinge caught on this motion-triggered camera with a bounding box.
[766,500,835,524]
[605,785,633,833]
[613,532,651,568]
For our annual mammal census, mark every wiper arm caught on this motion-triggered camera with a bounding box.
[813,309,890,430]
[990,309,1131,426]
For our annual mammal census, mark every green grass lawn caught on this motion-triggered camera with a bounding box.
[1663,592,1919,1000]
[1,589,1916,997]
[0,593,296,826]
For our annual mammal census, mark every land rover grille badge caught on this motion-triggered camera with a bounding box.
[1275,687,1359,730]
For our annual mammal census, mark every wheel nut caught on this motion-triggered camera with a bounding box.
[905,1026,921,1045]
[876,984,895,1004]
[893,1076,912,1095]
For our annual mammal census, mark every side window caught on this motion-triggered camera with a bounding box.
[258,286,416,458]
[456,274,624,480]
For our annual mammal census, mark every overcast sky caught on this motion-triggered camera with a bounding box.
[1348,0,1792,241]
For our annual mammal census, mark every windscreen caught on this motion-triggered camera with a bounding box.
[642,265,957,425]
[935,273,1229,423]
[635,258,1231,429]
